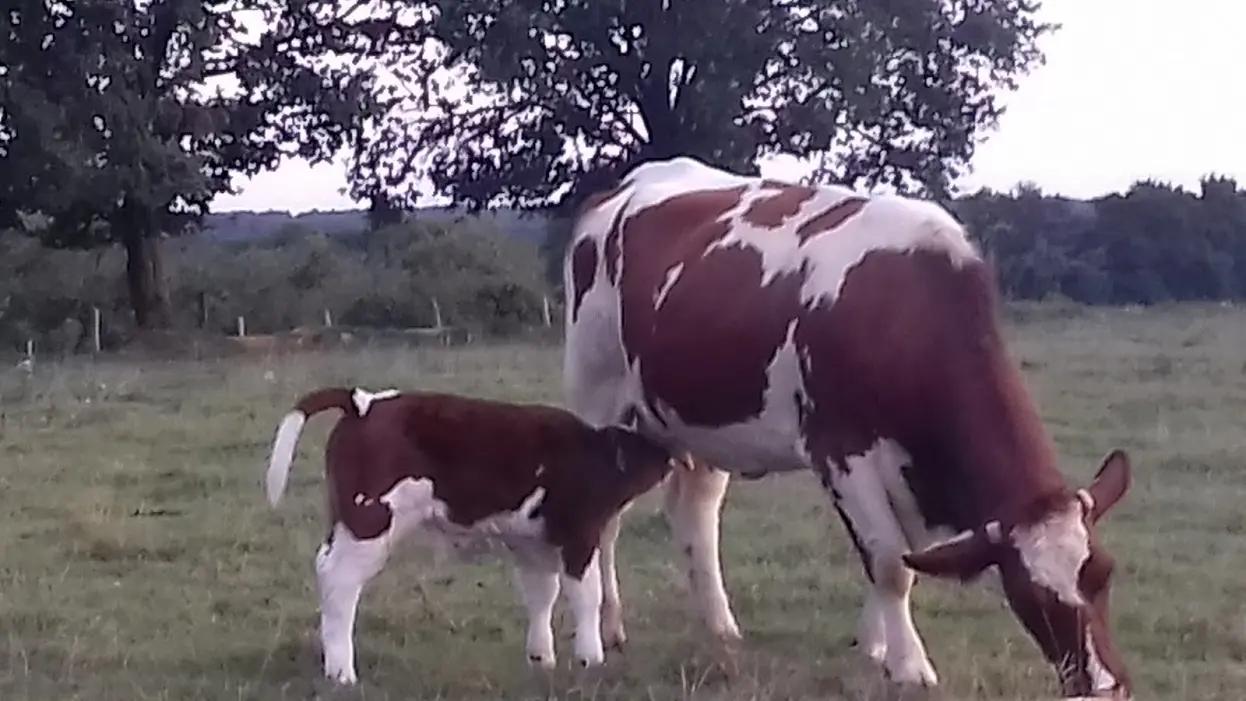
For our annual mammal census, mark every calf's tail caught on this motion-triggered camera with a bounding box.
[265,387,358,507]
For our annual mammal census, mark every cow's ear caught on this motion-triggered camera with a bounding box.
[902,523,1003,582]
[1083,449,1131,523]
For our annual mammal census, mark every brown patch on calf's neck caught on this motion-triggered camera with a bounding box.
[795,197,869,243]
[569,239,598,323]
[616,186,804,427]
[740,185,818,228]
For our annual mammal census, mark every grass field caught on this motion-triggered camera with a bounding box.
[3,303,1246,700]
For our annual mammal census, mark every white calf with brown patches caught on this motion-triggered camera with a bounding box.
[563,156,1136,699]
[264,386,678,685]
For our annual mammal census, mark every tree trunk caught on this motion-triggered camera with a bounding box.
[120,203,172,330]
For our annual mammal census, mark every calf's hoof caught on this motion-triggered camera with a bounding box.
[576,653,605,668]
[527,653,557,670]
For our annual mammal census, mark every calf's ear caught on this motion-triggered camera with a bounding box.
[902,523,1003,582]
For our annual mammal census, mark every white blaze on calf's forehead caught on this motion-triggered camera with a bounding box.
[1010,501,1090,606]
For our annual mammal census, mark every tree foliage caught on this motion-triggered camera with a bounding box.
[335,0,1055,212]
[954,175,1246,305]
[0,0,379,327]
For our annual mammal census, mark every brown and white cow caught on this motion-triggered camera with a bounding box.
[561,157,1135,699]
[264,386,679,685]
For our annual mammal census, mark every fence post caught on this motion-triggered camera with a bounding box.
[541,295,552,327]
[431,298,443,329]
[236,316,246,337]
[323,308,333,327]
[92,306,102,353]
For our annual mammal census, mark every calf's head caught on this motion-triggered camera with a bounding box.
[902,450,1134,699]
[595,426,682,480]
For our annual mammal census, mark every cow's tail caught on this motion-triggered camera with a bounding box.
[266,387,357,507]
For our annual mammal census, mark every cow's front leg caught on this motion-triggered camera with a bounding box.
[512,561,561,669]
[663,459,742,643]
[560,544,606,667]
[822,445,938,688]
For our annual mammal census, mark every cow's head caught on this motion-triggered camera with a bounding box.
[902,449,1133,699]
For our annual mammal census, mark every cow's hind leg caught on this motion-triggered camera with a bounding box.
[821,444,937,687]
[664,459,742,643]
[315,522,392,685]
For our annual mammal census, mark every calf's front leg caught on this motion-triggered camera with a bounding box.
[560,544,606,667]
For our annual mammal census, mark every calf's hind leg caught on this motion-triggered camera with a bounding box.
[315,522,392,685]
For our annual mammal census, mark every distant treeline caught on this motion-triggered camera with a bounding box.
[950,177,1246,305]
[0,217,551,355]
[4,175,1246,355]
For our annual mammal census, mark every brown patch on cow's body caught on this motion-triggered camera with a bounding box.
[793,250,1064,524]
[292,388,675,577]
[795,197,869,242]
[740,185,818,228]
[569,239,598,323]
[616,186,799,426]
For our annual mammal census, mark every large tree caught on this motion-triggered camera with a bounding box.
[340,0,1057,217]
[1,0,377,328]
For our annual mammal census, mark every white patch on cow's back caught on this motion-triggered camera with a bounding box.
[619,157,755,212]
[1010,501,1090,606]
[379,477,549,563]
[351,387,399,416]
[797,194,980,308]
[609,156,982,315]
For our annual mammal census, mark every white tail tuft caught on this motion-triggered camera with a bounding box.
[267,411,307,507]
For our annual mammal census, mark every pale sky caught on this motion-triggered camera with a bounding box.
[211,0,1245,214]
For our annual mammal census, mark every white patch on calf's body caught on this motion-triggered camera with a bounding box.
[378,477,548,562]
[351,387,399,416]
